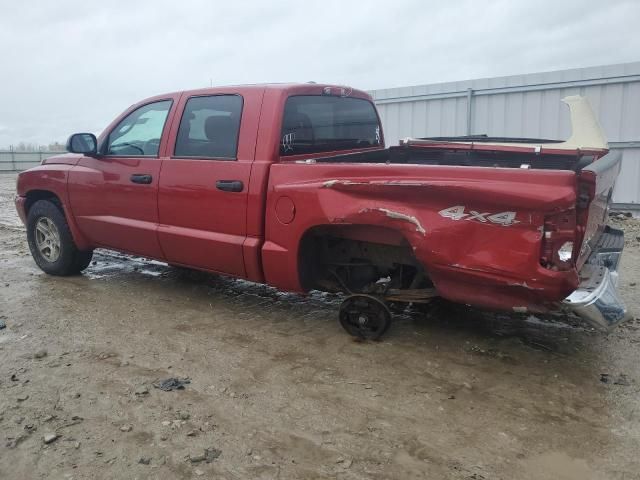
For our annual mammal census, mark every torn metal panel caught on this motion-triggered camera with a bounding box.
[358,207,426,235]
[508,281,544,291]
[322,179,367,188]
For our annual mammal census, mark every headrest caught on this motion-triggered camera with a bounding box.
[204,115,235,141]
[283,112,312,131]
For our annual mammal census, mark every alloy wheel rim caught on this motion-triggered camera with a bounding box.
[35,217,61,262]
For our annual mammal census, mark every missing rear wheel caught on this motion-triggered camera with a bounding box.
[338,294,392,340]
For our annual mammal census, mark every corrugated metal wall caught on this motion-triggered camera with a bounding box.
[369,62,640,207]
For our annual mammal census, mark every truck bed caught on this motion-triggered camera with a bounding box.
[312,143,584,170]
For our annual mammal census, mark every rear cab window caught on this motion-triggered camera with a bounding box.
[280,95,381,156]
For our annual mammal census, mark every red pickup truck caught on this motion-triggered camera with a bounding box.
[15,83,629,339]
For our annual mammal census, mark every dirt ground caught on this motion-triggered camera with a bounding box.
[1,173,640,480]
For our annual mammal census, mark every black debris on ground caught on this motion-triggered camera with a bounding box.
[614,374,631,386]
[600,373,631,386]
[153,377,191,391]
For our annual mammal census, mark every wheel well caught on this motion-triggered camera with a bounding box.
[298,225,430,294]
[25,190,63,216]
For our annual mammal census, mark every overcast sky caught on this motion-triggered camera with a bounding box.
[0,0,639,147]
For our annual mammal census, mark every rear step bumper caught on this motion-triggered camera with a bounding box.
[563,226,631,330]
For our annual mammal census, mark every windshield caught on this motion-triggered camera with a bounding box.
[280,95,381,156]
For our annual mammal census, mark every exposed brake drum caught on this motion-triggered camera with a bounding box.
[338,294,392,340]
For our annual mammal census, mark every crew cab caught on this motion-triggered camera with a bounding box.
[15,83,629,339]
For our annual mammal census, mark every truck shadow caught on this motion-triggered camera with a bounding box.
[85,249,599,356]
[395,299,598,356]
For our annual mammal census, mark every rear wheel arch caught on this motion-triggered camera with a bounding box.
[297,224,429,293]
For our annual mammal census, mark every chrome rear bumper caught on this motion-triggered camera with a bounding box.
[563,226,630,330]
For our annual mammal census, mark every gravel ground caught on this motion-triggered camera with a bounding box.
[1,172,640,480]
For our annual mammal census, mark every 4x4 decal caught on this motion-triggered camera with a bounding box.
[438,205,519,226]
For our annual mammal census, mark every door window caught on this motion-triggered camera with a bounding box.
[174,95,243,159]
[105,100,172,157]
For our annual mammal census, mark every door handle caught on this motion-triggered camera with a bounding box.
[216,180,244,192]
[130,174,152,184]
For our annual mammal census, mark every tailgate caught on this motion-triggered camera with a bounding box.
[576,151,623,268]
[565,151,630,329]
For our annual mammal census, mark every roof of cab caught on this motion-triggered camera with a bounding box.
[143,83,373,104]
[182,82,364,93]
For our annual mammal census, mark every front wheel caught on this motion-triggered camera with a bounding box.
[26,200,93,276]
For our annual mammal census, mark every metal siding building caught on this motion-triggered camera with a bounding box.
[369,62,640,208]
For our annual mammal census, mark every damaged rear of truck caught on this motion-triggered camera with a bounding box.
[264,95,629,338]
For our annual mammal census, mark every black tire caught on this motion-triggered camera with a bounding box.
[26,199,93,276]
[72,250,94,272]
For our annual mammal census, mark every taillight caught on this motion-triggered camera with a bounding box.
[540,210,577,271]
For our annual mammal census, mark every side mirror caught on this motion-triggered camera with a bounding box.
[66,133,98,156]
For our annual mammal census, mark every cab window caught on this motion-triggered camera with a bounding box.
[105,100,172,157]
[174,95,243,159]
[280,95,381,156]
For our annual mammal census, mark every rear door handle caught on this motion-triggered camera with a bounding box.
[130,174,152,184]
[216,180,244,192]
